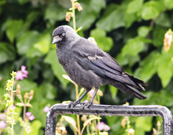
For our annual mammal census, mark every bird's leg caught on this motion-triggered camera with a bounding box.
[81,89,98,110]
[67,90,88,108]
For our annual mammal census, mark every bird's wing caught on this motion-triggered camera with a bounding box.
[72,39,146,89]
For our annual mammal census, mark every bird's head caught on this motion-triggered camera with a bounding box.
[52,25,78,44]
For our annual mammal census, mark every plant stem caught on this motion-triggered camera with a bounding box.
[11,76,14,135]
[75,84,81,135]
[72,1,76,31]
[22,99,27,135]
[72,1,80,134]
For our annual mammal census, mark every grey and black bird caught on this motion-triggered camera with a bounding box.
[52,25,147,108]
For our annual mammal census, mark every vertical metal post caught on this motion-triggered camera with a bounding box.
[45,104,173,135]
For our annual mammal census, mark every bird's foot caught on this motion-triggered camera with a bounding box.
[67,101,81,108]
[80,101,93,110]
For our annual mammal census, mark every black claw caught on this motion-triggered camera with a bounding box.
[67,101,81,108]
[80,101,93,110]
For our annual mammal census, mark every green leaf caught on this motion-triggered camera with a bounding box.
[0,42,15,64]
[45,3,67,22]
[152,25,168,46]
[83,116,101,127]
[62,74,76,85]
[96,4,125,32]
[33,33,51,54]
[124,11,138,28]
[16,103,24,107]
[17,79,37,92]
[62,116,78,131]
[25,47,43,58]
[14,106,22,122]
[5,20,23,43]
[161,0,173,9]
[44,49,69,87]
[137,26,151,37]
[136,117,152,131]
[75,0,106,30]
[156,52,172,87]
[155,12,171,28]
[24,120,42,135]
[126,0,144,13]
[16,31,39,55]
[90,28,113,52]
[141,1,164,20]
[134,51,160,82]
[109,86,118,99]
[122,37,151,56]
[18,0,29,5]
[115,53,128,66]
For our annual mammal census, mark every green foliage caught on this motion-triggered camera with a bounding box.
[0,0,173,134]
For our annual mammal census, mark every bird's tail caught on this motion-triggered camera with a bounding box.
[109,74,147,100]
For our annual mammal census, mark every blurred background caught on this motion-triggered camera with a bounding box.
[0,0,173,134]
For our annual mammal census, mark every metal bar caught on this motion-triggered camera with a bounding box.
[45,104,173,135]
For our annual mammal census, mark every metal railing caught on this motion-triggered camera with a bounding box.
[45,104,173,135]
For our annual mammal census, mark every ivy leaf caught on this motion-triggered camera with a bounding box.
[156,52,172,87]
[161,0,173,9]
[45,3,67,22]
[16,31,39,55]
[90,28,113,52]
[33,33,51,54]
[134,51,160,82]
[44,49,69,87]
[5,20,23,43]
[141,1,164,20]
[137,26,151,37]
[0,42,15,64]
[96,4,125,32]
[126,0,144,14]
[122,37,152,56]
[75,0,105,30]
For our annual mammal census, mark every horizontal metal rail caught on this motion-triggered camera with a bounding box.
[45,104,173,135]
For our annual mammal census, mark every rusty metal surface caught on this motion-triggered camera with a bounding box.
[45,104,173,135]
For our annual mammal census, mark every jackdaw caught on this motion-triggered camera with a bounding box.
[52,25,147,108]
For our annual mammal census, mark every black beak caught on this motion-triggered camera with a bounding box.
[52,35,62,44]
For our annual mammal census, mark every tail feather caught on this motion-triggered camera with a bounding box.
[125,84,147,100]
[109,79,147,100]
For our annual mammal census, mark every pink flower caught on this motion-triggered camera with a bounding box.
[0,121,6,129]
[26,112,32,116]
[16,65,28,80]
[29,115,35,120]
[26,112,35,121]
[21,66,28,75]
[104,125,110,131]
[0,114,6,120]
[88,89,94,97]
[16,71,24,80]
[43,106,50,112]
[97,122,110,131]
[97,122,105,131]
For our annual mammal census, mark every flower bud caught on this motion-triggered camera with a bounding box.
[128,128,135,135]
[66,12,71,22]
[24,93,29,99]
[16,89,21,95]
[75,3,83,11]
[62,130,67,134]
[29,90,34,96]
